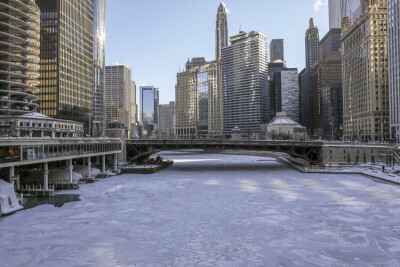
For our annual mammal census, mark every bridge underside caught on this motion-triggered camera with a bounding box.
[127,141,322,165]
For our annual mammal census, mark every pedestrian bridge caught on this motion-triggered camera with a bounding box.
[126,139,324,164]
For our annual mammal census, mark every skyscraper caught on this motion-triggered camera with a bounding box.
[37,0,94,133]
[312,51,343,139]
[319,28,341,58]
[300,18,320,133]
[92,0,106,137]
[281,69,300,123]
[305,18,320,68]
[222,31,269,137]
[268,61,286,120]
[319,28,344,140]
[388,0,400,141]
[140,86,159,138]
[340,0,362,24]
[216,2,228,61]
[175,58,206,138]
[0,0,40,116]
[104,65,133,134]
[159,102,175,138]
[342,0,389,141]
[329,0,341,29]
[270,39,284,62]
[131,80,137,127]
[215,2,227,137]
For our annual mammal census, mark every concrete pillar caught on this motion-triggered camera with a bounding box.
[114,154,118,172]
[9,166,15,185]
[68,159,73,183]
[102,154,106,173]
[15,175,20,191]
[87,157,92,178]
[44,162,49,190]
[83,157,86,166]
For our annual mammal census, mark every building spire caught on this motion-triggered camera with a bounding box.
[216,2,228,61]
[309,18,315,29]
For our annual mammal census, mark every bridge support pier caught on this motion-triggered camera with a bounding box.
[102,155,106,174]
[87,157,92,179]
[44,163,49,191]
[9,166,15,185]
[114,154,118,172]
[68,159,73,183]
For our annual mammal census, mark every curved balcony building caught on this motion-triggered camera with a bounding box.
[0,0,40,115]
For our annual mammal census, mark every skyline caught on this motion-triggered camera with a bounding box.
[105,0,330,105]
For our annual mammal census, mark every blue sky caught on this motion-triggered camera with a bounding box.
[105,0,330,104]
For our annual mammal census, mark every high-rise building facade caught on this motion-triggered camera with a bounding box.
[342,0,389,141]
[329,0,341,29]
[300,18,320,133]
[104,65,133,134]
[270,39,284,62]
[320,28,342,58]
[131,80,137,126]
[159,101,175,138]
[92,0,106,137]
[319,27,344,140]
[388,0,400,141]
[140,86,159,138]
[281,69,300,123]
[312,51,343,139]
[215,2,227,137]
[339,0,362,25]
[0,0,40,117]
[37,0,94,133]
[216,2,228,61]
[305,18,320,68]
[299,68,313,130]
[268,61,287,119]
[222,31,268,136]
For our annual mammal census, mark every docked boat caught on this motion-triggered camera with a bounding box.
[0,179,23,216]
[122,160,174,174]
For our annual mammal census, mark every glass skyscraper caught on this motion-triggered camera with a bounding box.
[37,0,94,133]
[92,0,106,137]
[222,31,269,137]
[140,86,159,138]
[270,39,284,62]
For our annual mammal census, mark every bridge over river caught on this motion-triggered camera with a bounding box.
[126,139,394,166]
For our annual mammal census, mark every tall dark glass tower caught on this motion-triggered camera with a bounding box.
[270,39,284,62]
[140,86,159,138]
[36,0,94,133]
[216,2,228,61]
[92,0,106,137]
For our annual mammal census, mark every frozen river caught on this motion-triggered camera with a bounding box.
[1,152,400,266]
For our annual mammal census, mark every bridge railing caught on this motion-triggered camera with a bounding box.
[127,139,325,147]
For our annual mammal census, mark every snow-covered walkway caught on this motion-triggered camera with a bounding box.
[1,152,400,266]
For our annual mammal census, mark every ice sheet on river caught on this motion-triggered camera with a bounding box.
[1,152,400,266]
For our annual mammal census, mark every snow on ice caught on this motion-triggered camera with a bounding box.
[1,152,400,266]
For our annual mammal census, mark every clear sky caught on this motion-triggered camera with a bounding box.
[105,0,330,105]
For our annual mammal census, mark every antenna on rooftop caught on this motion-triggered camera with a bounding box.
[239,23,242,32]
